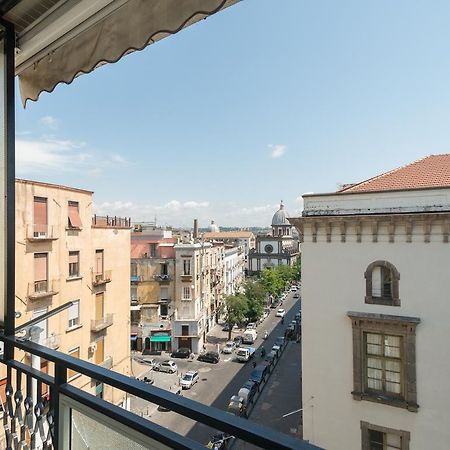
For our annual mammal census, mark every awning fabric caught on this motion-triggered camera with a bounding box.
[150,335,171,343]
[8,0,240,106]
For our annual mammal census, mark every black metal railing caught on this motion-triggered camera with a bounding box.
[0,335,320,450]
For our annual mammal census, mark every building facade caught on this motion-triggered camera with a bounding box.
[290,155,450,450]
[130,231,177,353]
[13,179,131,406]
[248,201,299,275]
[223,245,245,296]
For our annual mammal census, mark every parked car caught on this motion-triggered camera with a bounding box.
[293,293,300,299]
[180,370,199,389]
[133,356,156,369]
[206,432,235,449]
[264,350,278,368]
[227,395,246,418]
[249,364,269,388]
[246,322,257,330]
[222,341,236,354]
[290,286,297,292]
[153,360,177,373]
[198,351,220,364]
[222,323,231,332]
[137,376,154,385]
[270,301,280,309]
[295,312,301,322]
[242,329,257,344]
[276,308,286,318]
[171,347,191,359]
[271,344,281,357]
[275,336,286,348]
[238,380,258,407]
[233,336,243,347]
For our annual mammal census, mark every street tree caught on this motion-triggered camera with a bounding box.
[243,280,266,322]
[260,268,284,297]
[223,294,248,340]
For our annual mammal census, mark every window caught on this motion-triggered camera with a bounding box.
[161,263,168,276]
[149,243,157,257]
[34,253,48,292]
[160,304,168,317]
[365,261,400,306]
[33,196,47,236]
[160,286,169,301]
[94,338,105,365]
[131,263,137,277]
[183,259,191,275]
[68,201,82,228]
[95,293,104,320]
[182,325,189,336]
[68,251,80,277]
[95,250,104,276]
[348,312,419,411]
[68,300,80,328]
[68,347,80,380]
[361,422,410,450]
[183,287,191,300]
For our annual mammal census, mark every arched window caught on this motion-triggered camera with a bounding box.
[364,261,400,306]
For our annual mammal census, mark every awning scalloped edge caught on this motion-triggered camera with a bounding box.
[18,0,238,107]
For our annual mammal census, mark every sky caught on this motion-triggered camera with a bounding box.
[15,0,450,227]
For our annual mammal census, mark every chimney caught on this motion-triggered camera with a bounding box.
[193,219,198,239]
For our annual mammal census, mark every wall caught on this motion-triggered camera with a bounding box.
[301,218,450,450]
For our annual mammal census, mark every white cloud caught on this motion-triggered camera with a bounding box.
[111,154,126,163]
[39,115,59,130]
[16,138,91,174]
[269,144,287,158]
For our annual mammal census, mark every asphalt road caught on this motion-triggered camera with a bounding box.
[130,289,302,447]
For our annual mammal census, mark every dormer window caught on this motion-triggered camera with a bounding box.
[365,261,400,306]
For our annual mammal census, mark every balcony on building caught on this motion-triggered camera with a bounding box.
[27,279,59,300]
[91,313,114,332]
[130,275,142,283]
[91,214,131,228]
[92,269,112,286]
[154,274,172,282]
[26,224,58,241]
[99,355,113,370]
[180,273,193,282]
[42,333,61,350]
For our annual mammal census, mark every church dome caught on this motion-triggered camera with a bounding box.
[271,201,290,226]
[209,220,220,232]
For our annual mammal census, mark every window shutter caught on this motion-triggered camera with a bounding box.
[160,287,168,299]
[68,301,79,321]
[68,201,82,227]
[33,197,47,225]
[95,251,103,274]
[34,254,47,281]
[69,251,79,264]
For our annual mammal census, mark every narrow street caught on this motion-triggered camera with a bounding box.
[130,290,302,447]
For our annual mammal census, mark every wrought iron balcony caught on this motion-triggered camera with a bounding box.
[92,269,112,286]
[180,274,192,281]
[26,224,58,241]
[90,314,114,332]
[27,279,59,300]
[0,335,317,450]
[154,274,172,282]
[92,214,131,228]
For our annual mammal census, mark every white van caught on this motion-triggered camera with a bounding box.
[242,329,257,344]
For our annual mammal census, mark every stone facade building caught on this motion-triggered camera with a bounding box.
[290,155,450,450]
[248,202,299,275]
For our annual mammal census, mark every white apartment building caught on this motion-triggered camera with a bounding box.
[172,242,215,353]
[223,245,245,296]
[290,155,450,450]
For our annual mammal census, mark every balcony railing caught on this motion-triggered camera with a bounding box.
[92,269,112,286]
[0,336,316,450]
[154,274,172,282]
[91,314,114,332]
[92,215,131,228]
[27,279,59,300]
[26,224,58,241]
[180,274,192,281]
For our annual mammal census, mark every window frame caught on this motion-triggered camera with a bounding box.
[365,260,400,306]
[68,300,80,329]
[182,286,191,300]
[348,311,419,412]
[68,347,81,380]
[68,250,80,278]
[361,421,410,450]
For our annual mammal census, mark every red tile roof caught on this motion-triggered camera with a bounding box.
[339,154,450,193]
[203,231,254,239]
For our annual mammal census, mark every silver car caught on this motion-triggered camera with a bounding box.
[180,370,199,389]
[153,360,177,373]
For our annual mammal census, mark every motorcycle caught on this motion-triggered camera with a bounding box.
[260,347,266,358]
[263,331,268,340]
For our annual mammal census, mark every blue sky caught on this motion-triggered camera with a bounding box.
[15,0,450,227]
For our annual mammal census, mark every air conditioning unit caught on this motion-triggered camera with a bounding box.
[89,343,97,353]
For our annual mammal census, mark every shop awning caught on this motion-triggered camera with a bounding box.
[1,0,241,106]
[150,335,171,343]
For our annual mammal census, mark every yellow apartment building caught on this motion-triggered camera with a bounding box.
[10,179,131,407]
